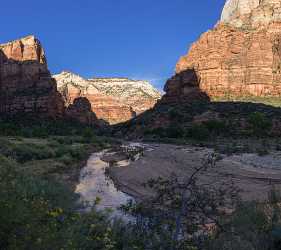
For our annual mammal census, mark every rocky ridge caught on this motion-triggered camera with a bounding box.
[54,71,161,124]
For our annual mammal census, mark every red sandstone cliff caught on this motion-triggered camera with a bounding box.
[0,36,64,118]
[164,0,281,103]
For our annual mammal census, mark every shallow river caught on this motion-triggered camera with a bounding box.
[75,143,153,219]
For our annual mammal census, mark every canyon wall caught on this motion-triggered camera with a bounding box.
[164,0,281,103]
[54,71,161,124]
[0,36,64,118]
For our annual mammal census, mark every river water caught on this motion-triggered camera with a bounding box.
[75,143,154,219]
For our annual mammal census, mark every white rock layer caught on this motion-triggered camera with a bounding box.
[221,0,281,28]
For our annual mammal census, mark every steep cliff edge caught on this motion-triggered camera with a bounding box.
[166,0,281,105]
[54,71,161,124]
[0,36,64,118]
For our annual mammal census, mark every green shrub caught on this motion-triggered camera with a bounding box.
[209,190,281,250]
[186,124,209,140]
[248,112,272,136]
[69,147,88,160]
[55,144,88,162]
[165,126,184,138]
[58,154,73,165]
[54,145,70,158]
[204,120,227,135]
[0,158,78,250]
[31,126,49,138]
[82,128,96,143]
[0,142,55,163]
[144,127,166,137]
[0,122,22,136]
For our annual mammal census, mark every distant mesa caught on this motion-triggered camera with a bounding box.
[53,71,161,124]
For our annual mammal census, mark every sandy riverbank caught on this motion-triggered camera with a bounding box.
[108,143,281,202]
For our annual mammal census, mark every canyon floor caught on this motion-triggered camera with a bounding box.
[108,140,281,202]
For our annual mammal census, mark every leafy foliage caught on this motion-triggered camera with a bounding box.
[248,112,272,136]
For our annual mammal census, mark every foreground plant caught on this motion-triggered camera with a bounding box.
[121,153,240,249]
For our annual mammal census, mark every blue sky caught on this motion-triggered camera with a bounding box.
[0,0,226,90]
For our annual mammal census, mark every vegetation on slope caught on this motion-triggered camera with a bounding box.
[1,116,281,249]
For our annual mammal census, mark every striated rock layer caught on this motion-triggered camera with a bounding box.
[165,0,281,103]
[0,36,64,118]
[54,71,161,124]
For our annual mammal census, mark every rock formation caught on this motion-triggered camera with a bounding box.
[0,36,64,117]
[65,97,103,126]
[54,71,161,124]
[165,0,281,102]
[161,69,210,104]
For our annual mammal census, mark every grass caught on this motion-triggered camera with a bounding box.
[0,135,119,188]
[212,95,281,107]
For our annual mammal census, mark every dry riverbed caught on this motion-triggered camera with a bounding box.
[107,143,281,202]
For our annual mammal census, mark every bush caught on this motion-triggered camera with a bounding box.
[165,126,184,138]
[204,120,227,135]
[0,142,55,163]
[186,124,209,140]
[0,122,22,136]
[58,154,73,165]
[209,190,281,250]
[248,112,272,136]
[0,155,132,250]
[69,147,88,160]
[82,128,96,143]
[54,136,76,145]
[144,127,166,137]
[0,157,78,249]
[30,126,49,138]
[55,144,88,162]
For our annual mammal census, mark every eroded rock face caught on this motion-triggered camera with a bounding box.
[161,69,210,104]
[65,97,102,126]
[54,71,161,124]
[0,36,64,117]
[169,0,281,101]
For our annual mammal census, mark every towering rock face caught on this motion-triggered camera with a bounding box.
[166,0,281,102]
[0,36,64,117]
[54,71,161,124]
